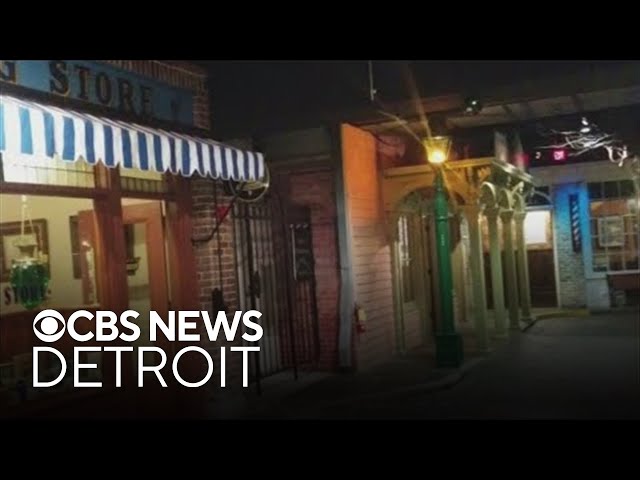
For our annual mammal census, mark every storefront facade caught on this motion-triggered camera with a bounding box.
[0,60,270,417]
[529,158,639,311]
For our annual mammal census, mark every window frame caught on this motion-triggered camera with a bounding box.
[0,156,199,398]
[587,180,639,275]
[397,213,416,304]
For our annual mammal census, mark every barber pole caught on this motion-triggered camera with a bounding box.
[569,193,581,253]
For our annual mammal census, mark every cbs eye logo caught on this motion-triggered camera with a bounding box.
[33,309,66,342]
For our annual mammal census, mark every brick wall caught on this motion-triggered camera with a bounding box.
[551,183,587,307]
[190,180,238,312]
[341,124,396,370]
[286,166,340,371]
[190,178,245,384]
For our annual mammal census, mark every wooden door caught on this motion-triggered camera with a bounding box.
[121,202,169,318]
[527,249,557,308]
[122,201,173,416]
[121,201,170,363]
[77,202,169,318]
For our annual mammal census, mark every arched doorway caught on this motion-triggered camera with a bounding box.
[389,190,433,354]
[388,186,469,353]
[389,185,474,354]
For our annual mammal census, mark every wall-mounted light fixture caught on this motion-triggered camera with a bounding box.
[464,97,483,116]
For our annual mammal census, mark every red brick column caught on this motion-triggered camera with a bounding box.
[190,177,245,385]
[287,168,340,371]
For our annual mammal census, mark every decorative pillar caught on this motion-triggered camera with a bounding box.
[500,209,520,329]
[485,207,508,337]
[514,211,534,323]
[461,204,489,352]
[433,169,464,367]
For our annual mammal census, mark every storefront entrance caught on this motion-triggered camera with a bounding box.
[484,206,558,309]
[122,200,171,377]
[0,74,266,418]
[0,174,194,417]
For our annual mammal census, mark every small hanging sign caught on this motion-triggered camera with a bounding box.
[291,223,313,281]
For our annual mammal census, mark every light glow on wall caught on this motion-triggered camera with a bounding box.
[524,210,551,246]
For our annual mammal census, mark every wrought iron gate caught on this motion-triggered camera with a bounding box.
[233,195,319,392]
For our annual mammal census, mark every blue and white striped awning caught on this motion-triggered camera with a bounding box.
[0,94,265,181]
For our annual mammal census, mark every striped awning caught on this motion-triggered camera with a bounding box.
[0,94,265,181]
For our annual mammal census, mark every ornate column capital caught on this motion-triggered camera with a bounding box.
[459,203,484,222]
[484,206,501,220]
[500,209,514,223]
[513,210,527,223]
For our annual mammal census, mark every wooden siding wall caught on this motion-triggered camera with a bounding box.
[340,124,395,369]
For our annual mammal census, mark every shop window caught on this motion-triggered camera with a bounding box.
[620,179,636,197]
[588,180,635,200]
[0,153,96,188]
[603,181,620,199]
[587,181,639,273]
[398,215,415,303]
[588,182,602,200]
[1,193,102,407]
[1,194,101,311]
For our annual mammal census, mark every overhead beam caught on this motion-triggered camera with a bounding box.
[362,101,640,137]
[356,63,640,133]
[501,104,521,122]
[571,94,586,113]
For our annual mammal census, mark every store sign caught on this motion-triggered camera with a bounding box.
[4,285,52,307]
[0,60,194,126]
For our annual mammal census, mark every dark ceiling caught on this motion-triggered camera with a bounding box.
[194,60,640,139]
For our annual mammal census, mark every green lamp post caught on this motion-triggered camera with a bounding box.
[424,136,464,368]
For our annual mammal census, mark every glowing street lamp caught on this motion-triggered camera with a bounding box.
[424,136,452,165]
[423,136,464,368]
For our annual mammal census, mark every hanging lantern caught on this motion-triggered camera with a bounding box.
[224,164,271,203]
[9,196,49,310]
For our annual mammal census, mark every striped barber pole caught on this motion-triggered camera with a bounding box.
[0,94,265,182]
[569,193,582,253]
